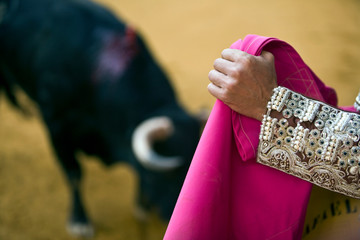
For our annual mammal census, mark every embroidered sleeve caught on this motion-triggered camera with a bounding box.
[257,86,360,199]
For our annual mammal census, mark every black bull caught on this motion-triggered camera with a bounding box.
[0,0,204,237]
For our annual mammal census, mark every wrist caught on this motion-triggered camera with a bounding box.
[254,86,278,121]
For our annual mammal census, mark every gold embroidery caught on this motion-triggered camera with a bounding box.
[257,87,360,199]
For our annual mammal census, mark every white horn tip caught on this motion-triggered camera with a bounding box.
[132,116,183,171]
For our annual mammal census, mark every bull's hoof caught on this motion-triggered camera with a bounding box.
[66,221,94,238]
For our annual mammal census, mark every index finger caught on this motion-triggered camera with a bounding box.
[221,48,250,62]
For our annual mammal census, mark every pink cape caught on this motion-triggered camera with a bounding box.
[164,35,338,240]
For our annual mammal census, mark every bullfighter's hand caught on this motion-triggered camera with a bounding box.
[208,49,277,121]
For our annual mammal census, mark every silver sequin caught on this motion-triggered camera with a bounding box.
[287,126,295,136]
[318,111,328,120]
[310,129,320,139]
[287,100,297,109]
[282,109,293,118]
[329,111,338,120]
[279,118,289,128]
[291,93,301,101]
[322,106,331,112]
[315,119,325,129]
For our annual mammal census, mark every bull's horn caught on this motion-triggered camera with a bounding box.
[132,116,183,171]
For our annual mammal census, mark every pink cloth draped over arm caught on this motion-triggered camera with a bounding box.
[164,35,338,240]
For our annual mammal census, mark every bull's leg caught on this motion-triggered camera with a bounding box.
[64,165,94,238]
[37,75,94,237]
[49,132,94,238]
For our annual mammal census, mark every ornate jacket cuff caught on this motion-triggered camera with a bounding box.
[257,86,360,199]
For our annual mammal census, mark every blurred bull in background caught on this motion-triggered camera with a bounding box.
[0,0,205,237]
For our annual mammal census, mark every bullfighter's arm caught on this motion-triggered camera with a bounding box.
[257,86,360,199]
[208,48,360,198]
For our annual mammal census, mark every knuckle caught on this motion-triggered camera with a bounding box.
[227,79,237,88]
[207,83,217,94]
[237,50,248,58]
[267,52,275,61]
[208,70,220,81]
[228,65,242,78]
[221,90,231,102]
[225,79,239,91]
[263,51,275,61]
[213,58,222,68]
[241,54,254,66]
[221,48,230,56]
[208,69,215,79]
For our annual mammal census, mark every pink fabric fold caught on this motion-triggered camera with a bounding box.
[164,35,338,240]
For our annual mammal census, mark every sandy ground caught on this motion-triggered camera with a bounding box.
[1,0,360,239]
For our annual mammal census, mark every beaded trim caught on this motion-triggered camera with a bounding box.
[257,86,360,199]
[355,91,360,113]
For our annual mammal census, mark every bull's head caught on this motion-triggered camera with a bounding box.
[94,22,209,220]
[131,114,206,219]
